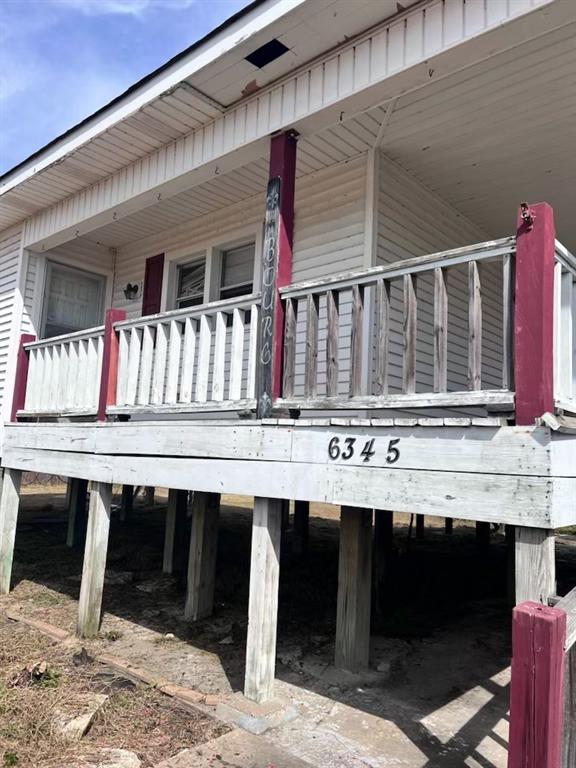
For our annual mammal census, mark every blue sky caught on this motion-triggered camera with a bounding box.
[0,0,253,175]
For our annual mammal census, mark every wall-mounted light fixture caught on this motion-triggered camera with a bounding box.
[123,282,140,301]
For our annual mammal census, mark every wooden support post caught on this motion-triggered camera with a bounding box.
[373,510,394,615]
[185,492,220,621]
[293,500,309,557]
[415,514,425,541]
[476,521,491,549]
[508,602,566,768]
[97,308,126,421]
[444,517,453,535]
[77,482,112,638]
[143,486,155,506]
[0,469,22,594]
[66,478,88,548]
[163,489,188,575]
[514,202,556,425]
[336,506,372,673]
[515,526,555,605]
[281,499,290,532]
[120,485,133,523]
[245,497,282,703]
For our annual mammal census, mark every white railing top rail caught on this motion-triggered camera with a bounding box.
[555,240,576,275]
[24,324,105,350]
[114,292,262,331]
[281,237,517,299]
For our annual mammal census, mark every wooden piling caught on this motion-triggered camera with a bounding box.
[185,492,220,621]
[515,526,555,605]
[77,482,112,638]
[293,500,309,557]
[163,489,188,575]
[66,478,88,548]
[244,497,282,703]
[335,506,372,672]
[0,469,21,594]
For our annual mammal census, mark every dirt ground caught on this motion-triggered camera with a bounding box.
[2,484,576,767]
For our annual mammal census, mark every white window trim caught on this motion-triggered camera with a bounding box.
[161,224,262,312]
[31,252,113,337]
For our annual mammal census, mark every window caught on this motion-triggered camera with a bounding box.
[176,258,206,309]
[41,262,105,339]
[219,243,255,300]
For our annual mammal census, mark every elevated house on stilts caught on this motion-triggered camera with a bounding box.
[1,0,576,763]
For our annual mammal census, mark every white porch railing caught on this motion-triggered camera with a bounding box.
[554,241,576,413]
[23,326,105,415]
[279,238,516,412]
[109,294,260,414]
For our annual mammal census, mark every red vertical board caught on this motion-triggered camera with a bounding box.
[142,253,165,316]
[508,601,566,768]
[268,131,297,401]
[97,308,127,421]
[514,203,556,425]
[10,333,36,421]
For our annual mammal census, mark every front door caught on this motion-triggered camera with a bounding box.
[41,261,106,339]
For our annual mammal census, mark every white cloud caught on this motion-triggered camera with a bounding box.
[49,0,197,16]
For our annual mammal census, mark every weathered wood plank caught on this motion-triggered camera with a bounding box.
[77,482,112,639]
[336,506,372,672]
[0,469,21,594]
[375,279,390,395]
[468,260,482,390]
[282,297,297,399]
[350,285,364,397]
[403,274,417,394]
[434,267,448,393]
[185,492,220,621]
[244,497,282,703]
[326,290,339,398]
[277,389,514,411]
[515,527,556,605]
[305,294,319,398]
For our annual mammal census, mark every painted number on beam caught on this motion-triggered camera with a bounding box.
[327,437,400,464]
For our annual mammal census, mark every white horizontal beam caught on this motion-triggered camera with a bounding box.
[22,0,563,251]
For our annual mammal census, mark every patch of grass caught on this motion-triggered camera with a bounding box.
[32,592,62,608]
[3,752,19,767]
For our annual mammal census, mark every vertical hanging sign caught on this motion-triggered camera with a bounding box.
[256,176,281,418]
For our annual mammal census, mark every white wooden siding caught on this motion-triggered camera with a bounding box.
[377,154,503,393]
[0,227,23,419]
[22,0,553,251]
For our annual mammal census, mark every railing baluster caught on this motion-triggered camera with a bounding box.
[137,325,154,405]
[434,268,448,393]
[179,318,196,403]
[67,342,79,410]
[282,297,297,399]
[230,308,245,400]
[125,327,142,406]
[212,311,227,402]
[49,345,61,411]
[24,348,38,411]
[76,340,88,409]
[468,260,482,390]
[556,266,574,402]
[350,284,365,397]
[165,320,182,404]
[403,275,417,394]
[151,323,169,405]
[95,335,104,411]
[196,315,211,403]
[116,330,129,407]
[305,293,319,398]
[86,337,99,410]
[502,253,515,391]
[326,289,339,397]
[375,279,389,395]
[247,304,259,399]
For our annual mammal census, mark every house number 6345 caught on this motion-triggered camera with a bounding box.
[327,437,401,464]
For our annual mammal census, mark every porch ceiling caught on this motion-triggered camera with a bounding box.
[374,20,576,250]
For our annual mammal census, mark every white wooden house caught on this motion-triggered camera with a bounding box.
[1,0,576,731]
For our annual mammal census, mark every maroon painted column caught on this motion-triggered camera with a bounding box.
[97,309,127,421]
[10,333,36,421]
[514,202,556,425]
[268,130,297,405]
[508,601,566,768]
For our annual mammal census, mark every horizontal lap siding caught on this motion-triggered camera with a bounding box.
[377,154,503,393]
[0,227,22,418]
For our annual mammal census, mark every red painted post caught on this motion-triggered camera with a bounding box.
[11,333,36,421]
[97,309,127,421]
[508,602,567,768]
[269,130,297,402]
[514,202,556,425]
